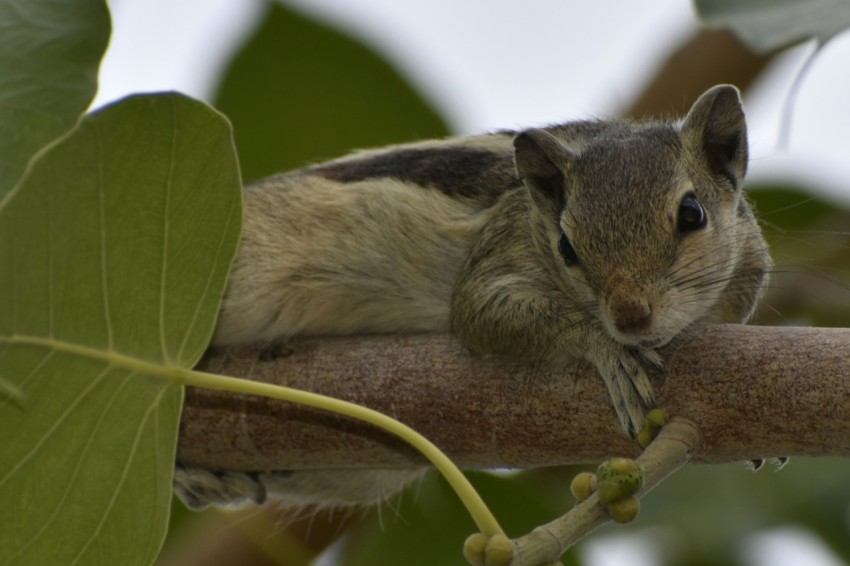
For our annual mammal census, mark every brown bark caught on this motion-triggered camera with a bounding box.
[178,324,850,472]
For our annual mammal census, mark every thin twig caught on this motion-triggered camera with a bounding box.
[509,418,702,565]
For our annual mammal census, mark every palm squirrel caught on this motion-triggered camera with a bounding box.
[175,84,770,509]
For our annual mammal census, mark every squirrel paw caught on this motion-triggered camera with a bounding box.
[593,345,657,436]
[632,346,663,371]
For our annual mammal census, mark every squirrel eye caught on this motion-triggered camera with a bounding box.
[558,232,579,266]
[677,193,706,233]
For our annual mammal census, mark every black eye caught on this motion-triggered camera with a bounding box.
[678,193,706,233]
[558,232,579,266]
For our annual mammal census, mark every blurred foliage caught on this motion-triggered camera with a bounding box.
[695,0,850,52]
[213,2,448,183]
[0,0,109,196]
[750,187,850,328]
[341,469,584,566]
[159,2,850,566]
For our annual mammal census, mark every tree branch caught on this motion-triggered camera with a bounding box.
[179,324,850,472]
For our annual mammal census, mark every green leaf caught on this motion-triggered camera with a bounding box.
[0,0,110,197]
[214,2,449,182]
[0,93,242,565]
[694,0,850,52]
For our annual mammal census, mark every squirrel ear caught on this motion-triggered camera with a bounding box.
[682,84,748,190]
[513,128,574,209]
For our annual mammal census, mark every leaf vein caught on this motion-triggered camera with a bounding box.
[0,357,111,489]
[6,370,137,562]
[0,348,54,413]
[69,384,173,565]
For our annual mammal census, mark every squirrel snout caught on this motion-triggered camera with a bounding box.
[608,295,653,334]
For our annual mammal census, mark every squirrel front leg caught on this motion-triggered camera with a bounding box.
[450,259,656,437]
[583,334,659,436]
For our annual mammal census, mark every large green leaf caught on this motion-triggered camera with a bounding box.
[695,0,850,52]
[0,0,110,197]
[0,93,241,565]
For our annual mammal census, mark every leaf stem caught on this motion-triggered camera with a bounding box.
[173,367,506,537]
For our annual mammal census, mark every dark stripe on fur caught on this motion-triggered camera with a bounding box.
[310,147,522,203]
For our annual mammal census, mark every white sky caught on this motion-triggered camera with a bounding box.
[95,2,848,565]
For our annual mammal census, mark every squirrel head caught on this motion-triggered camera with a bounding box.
[513,85,760,347]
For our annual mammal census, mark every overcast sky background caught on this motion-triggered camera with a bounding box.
[94,2,850,565]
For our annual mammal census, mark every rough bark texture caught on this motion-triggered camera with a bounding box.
[178,324,850,472]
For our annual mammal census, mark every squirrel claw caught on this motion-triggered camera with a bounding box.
[748,457,789,471]
[632,346,663,371]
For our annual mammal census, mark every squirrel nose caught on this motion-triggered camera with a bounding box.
[610,299,653,334]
